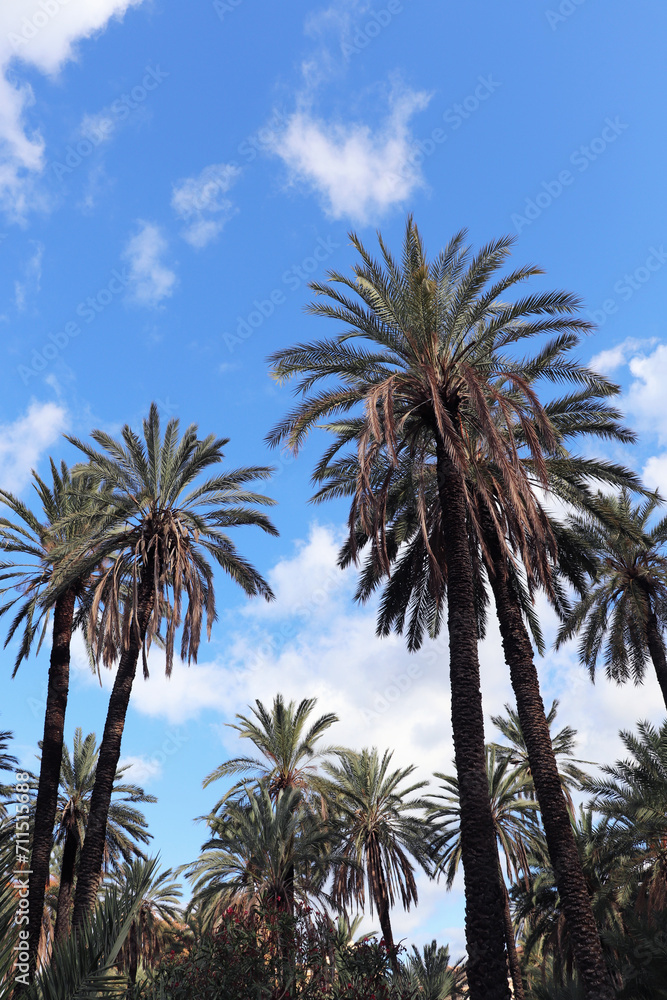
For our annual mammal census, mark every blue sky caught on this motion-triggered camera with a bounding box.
[2,0,667,955]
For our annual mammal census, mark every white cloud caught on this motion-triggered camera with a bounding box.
[642,453,667,496]
[171,163,240,249]
[119,753,163,785]
[589,336,658,374]
[0,0,146,219]
[0,400,67,492]
[624,341,667,444]
[270,86,430,223]
[14,239,43,310]
[122,220,177,307]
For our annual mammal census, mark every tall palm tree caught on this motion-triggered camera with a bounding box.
[267,219,618,999]
[321,747,433,969]
[53,727,156,944]
[556,489,667,708]
[50,404,278,928]
[0,461,109,978]
[203,693,340,807]
[431,746,540,1000]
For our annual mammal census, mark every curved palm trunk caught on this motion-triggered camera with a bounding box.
[487,548,614,1000]
[129,919,138,986]
[644,610,667,711]
[498,862,524,1000]
[72,574,155,928]
[53,826,78,944]
[435,445,512,1000]
[27,586,76,979]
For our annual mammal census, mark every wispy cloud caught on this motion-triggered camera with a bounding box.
[122,220,177,307]
[171,162,240,248]
[270,86,430,223]
[0,400,67,492]
[14,239,43,310]
[0,0,146,220]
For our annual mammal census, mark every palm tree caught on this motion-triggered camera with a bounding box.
[556,489,667,709]
[0,729,18,819]
[0,461,108,977]
[186,784,333,926]
[53,727,156,944]
[267,219,618,999]
[431,746,540,999]
[321,747,433,969]
[491,702,590,813]
[51,404,278,928]
[585,720,667,917]
[113,860,182,986]
[400,939,466,999]
[203,693,340,807]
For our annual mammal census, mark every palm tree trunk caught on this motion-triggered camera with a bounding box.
[644,610,667,710]
[435,444,512,1000]
[71,572,154,928]
[27,586,76,979]
[368,837,397,971]
[487,547,615,1000]
[498,863,524,1000]
[53,827,78,944]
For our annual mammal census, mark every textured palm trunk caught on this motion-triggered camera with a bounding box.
[644,610,667,711]
[435,444,512,1000]
[72,571,155,928]
[498,863,524,1000]
[487,542,615,1000]
[27,586,77,980]
[368,837,397,972]
[54,826,78,944]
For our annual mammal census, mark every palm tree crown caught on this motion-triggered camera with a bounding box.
[203,694,340,807]
[557,489,667,707]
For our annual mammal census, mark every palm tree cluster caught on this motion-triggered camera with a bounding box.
[2,220,667,998]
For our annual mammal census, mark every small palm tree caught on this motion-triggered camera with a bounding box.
[401,939,466,999]
[52,404,278,929]
[321,747,433,969]
[431,746,540,1000]
[491,702,590,813]
[557,489,667,708]
[586,720,667,917]
[53,728,156,944]
[203,694,340,807]
[186,784,333,927]
[0,729,18,819]
[113,860,182,986]
[0,461,108,976]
